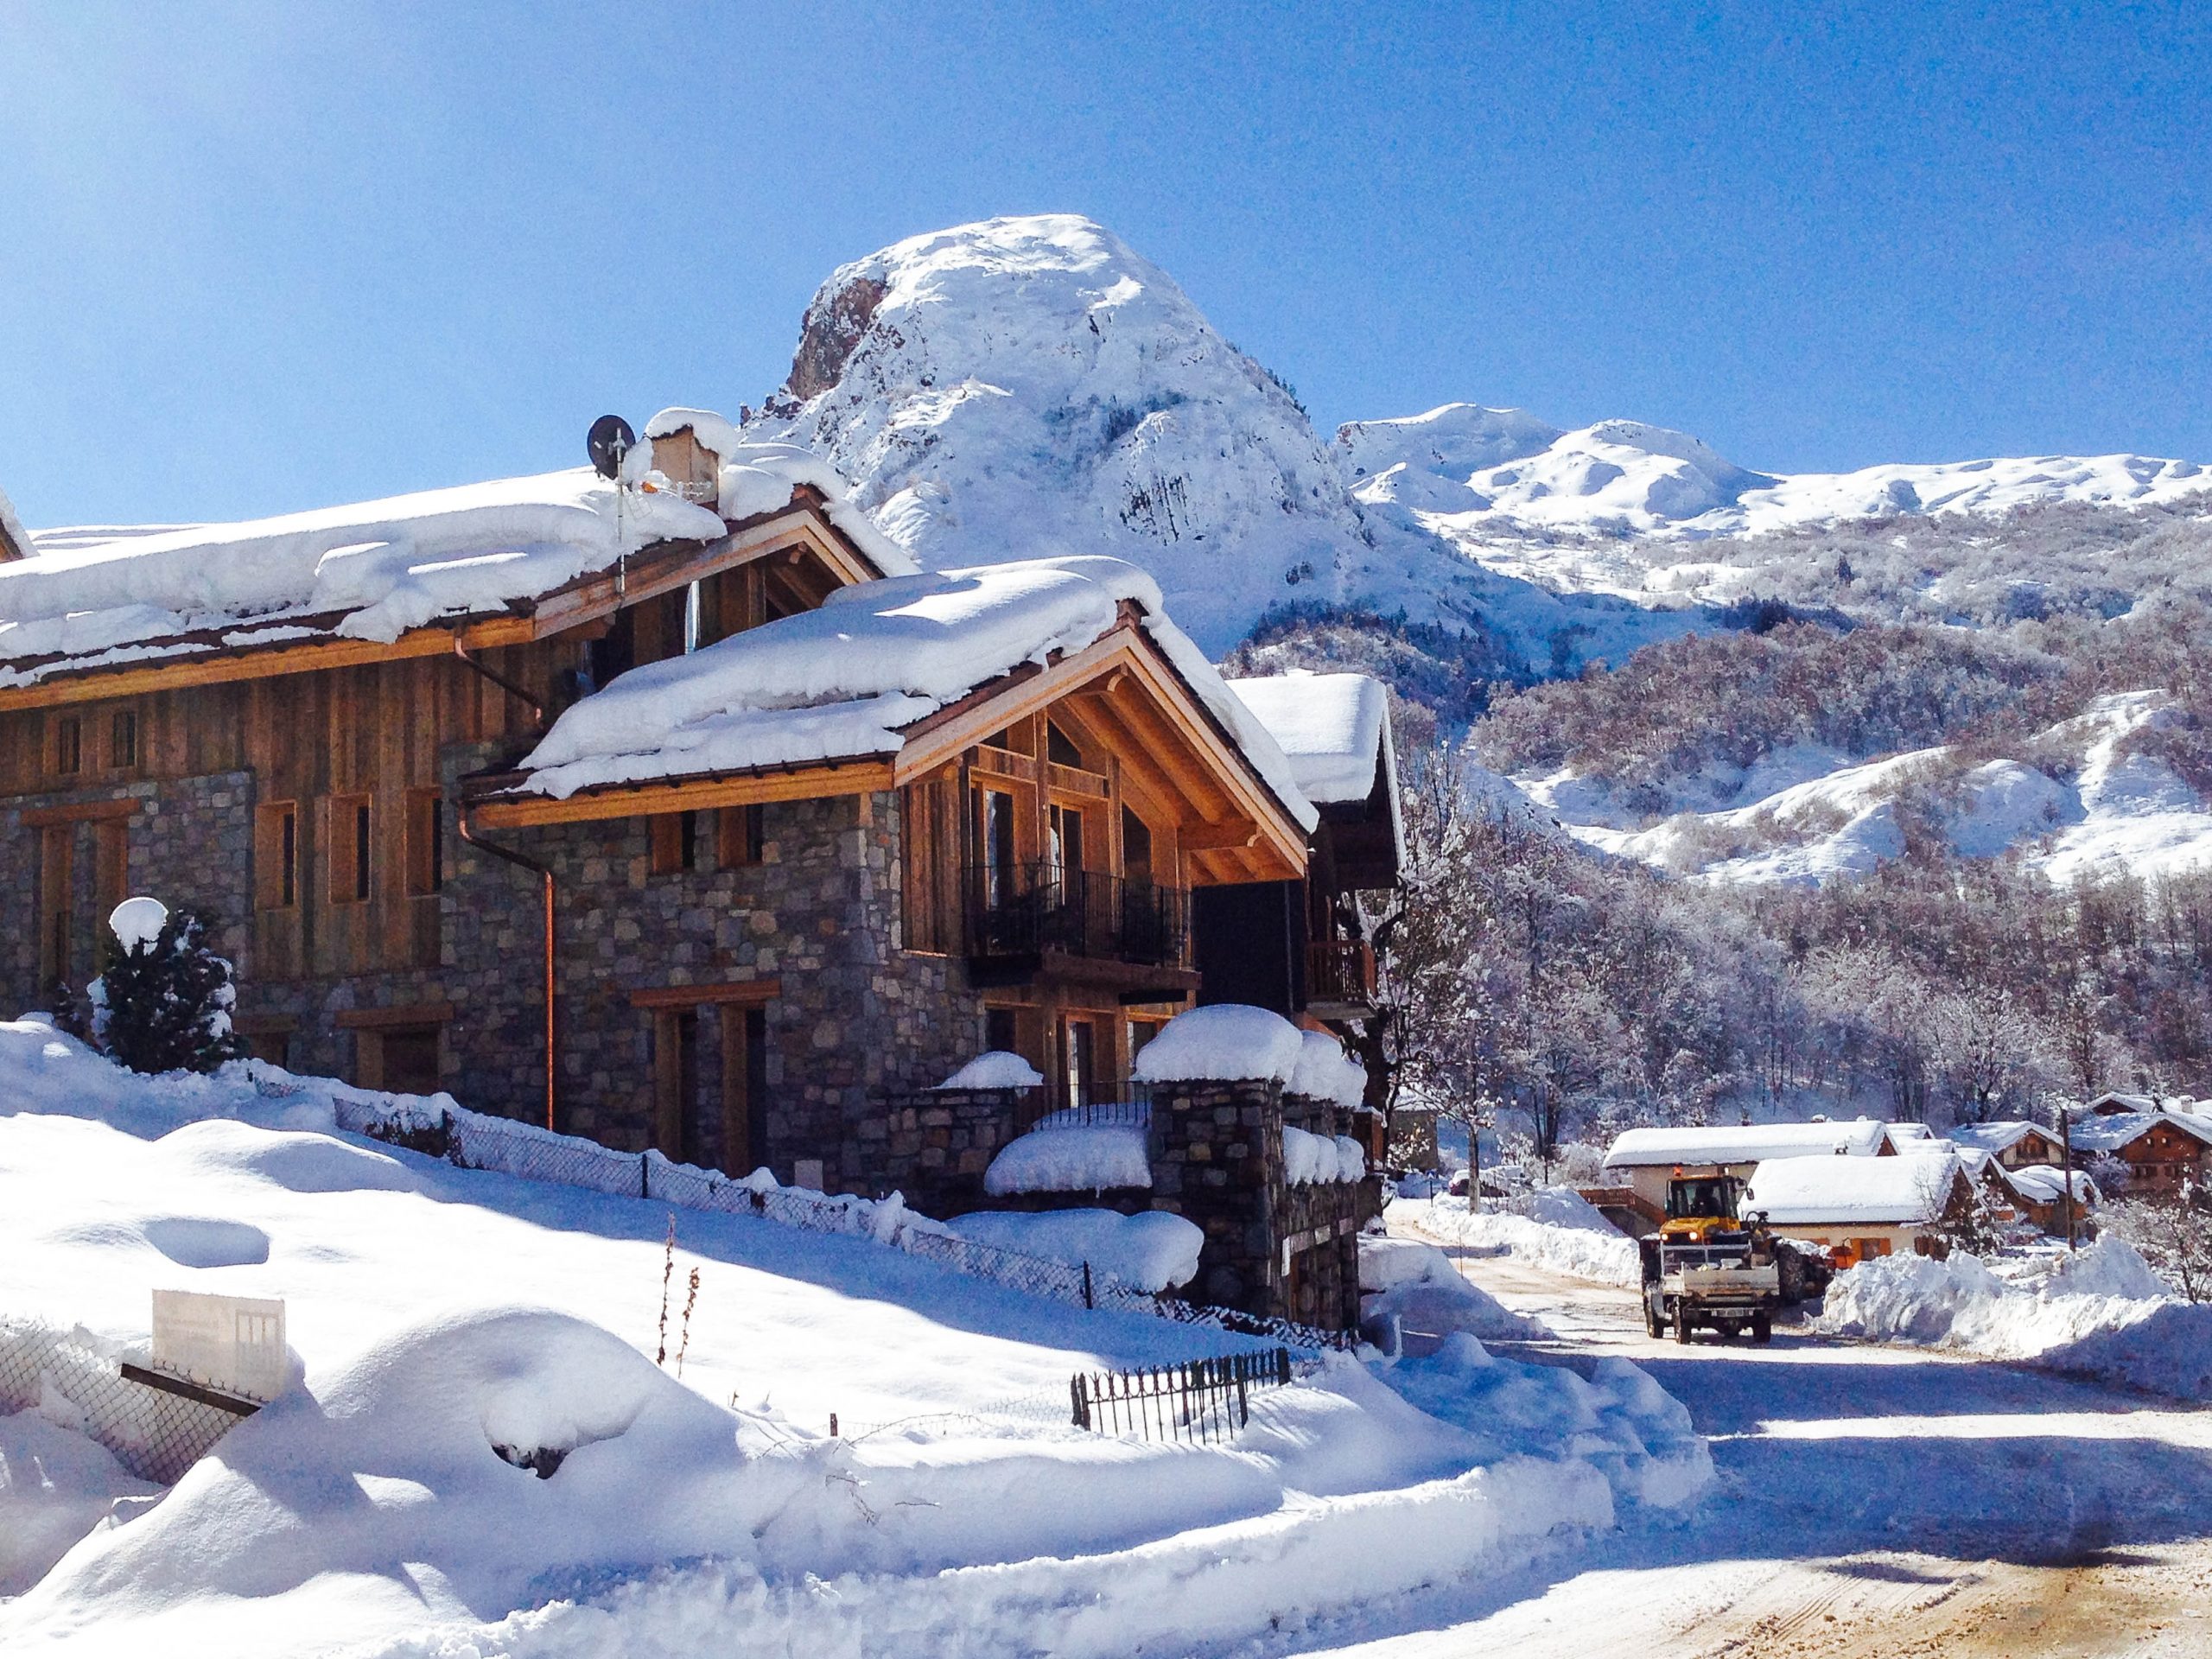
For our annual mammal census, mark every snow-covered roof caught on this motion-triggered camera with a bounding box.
[511,554,1319,830]
[1226,671,1389,804]
[2006,1164,2098,1205]
[2085,1090,2204,1116]
[1740,1152,1965,1226]
[1945,1121,2048,1154]
[0,415,913,690]
[1602,1119,1889,1170]
[2070,1110,2212,1155]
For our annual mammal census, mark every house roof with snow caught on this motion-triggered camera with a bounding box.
[0,416,909,708]
[1602,1119,1890,1171]
[2084,1090,2204,1117]
[1226,669,1402,886]
[2069,1109,2212,1156]
[1739,1150,1968,1227]
[474,553,1319,864]
[2005,1164,2099,1206]
[1944,1121,2050,1155]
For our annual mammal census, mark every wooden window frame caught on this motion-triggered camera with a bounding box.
[108,708,139,772]
[404,787,444,897]
[328,792,372,906]
[256,801,300,911]
[716,802,766,868]
[52,715,82,779]
[650,809,711,876]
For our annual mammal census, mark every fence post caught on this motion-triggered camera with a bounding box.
[1071,1373,1088,1429]
[1081,1262,1094,1310]
[1275,1346,1291,1386]
[641,1153,651,1199]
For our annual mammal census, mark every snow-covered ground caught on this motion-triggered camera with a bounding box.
[1321,1229,2212,1658]
[1392,1192,1641,1289]
[1534,690,2212,887]
[0,1024,1708,1655]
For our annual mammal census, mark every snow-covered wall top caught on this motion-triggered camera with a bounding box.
[1227,671,1389,805]
[742,213,1378,655]
[1740,1150,1963,1225]
[1603,1118,1889,1169]
[1287,1030,1369,1109]
[513,552,1317,828]
[1132,1004,1306,1088]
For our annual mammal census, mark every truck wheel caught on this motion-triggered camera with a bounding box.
[1674,1310,1694,1344]
[1644,1300,1663,1338]
[1777,1252,1806,1306]
[1752,1313,1773,1344]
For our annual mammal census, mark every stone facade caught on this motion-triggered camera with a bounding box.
[859,1086,1045,1217]
[1143,1077,1367,1330]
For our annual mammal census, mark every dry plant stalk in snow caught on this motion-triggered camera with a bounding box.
[677,1266,701,1377]
[655,1214,677,1366]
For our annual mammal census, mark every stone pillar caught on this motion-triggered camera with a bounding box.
[1145,1077,1286,1315]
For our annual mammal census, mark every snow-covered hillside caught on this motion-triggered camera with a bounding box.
[1340,402,2212,609]
[1541,690,2212,887]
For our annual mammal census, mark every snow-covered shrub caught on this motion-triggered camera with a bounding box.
[2101,1189,2212,1301]
[80,901,246,1076]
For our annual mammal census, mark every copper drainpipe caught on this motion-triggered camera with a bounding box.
[457,810,556,1132]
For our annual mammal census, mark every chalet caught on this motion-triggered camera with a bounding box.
[1599,1119,1891,1222]
[2005,1164,2100,1235]
[1739,1150,1976,1267]
[2069,1108,2212,1198]
[1946,1119,2063,1171]
[0,411,1400,1328]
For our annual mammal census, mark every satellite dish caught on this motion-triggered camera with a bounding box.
[588,415,637,481]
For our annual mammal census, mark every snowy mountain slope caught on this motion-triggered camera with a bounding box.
[1545,691,2212,887]
[1341,402,2212,607]
[740,215,1711,667]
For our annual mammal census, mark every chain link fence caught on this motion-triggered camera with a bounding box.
[0,1315,247,1485]
[338,1096,1357,1352]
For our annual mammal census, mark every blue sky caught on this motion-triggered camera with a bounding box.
[3,1,2207,528]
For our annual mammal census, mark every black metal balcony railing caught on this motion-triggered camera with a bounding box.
[964,863,1189,968]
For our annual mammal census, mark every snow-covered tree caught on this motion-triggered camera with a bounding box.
[89,898,248,1075]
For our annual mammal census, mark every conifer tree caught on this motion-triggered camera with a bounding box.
[92,899,248,1075]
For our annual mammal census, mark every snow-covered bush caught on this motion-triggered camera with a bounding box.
[78,900,246,1076]
[2101,1189,2212,1301]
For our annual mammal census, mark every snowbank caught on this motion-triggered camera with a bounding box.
[934,1051,1046,1090]
[1357,1238,1551,1344]
[948,1209,1203,1294]
[1131,1003,1305,1087]
[982,1123,1150,1196]
[1815,1240,2212,1401]
[0,1409,158,1596]
[1397,1195,1641,1289]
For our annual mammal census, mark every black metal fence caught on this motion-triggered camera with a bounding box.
[964,863,1188,967]
[1070,1348,1294,1444]
[1027,1096,1153,1131]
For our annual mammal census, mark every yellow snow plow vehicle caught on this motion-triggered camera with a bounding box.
[1638,1173,1786,1344]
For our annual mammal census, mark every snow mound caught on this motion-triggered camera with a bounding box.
[1357,1239,1552,1345]
[947,1209,1203,1293]
[1287,1030,1370,1109]
[1502,1187,1623,1235]
[934,1051,1046,1090]
[0,1409,159,1597]
[154,1118,419,1194]
[1815,1242,2212,1401]
[1132,1003,1305,1087]
[10,1306,814,1649]
[1399,1197,1641,1288]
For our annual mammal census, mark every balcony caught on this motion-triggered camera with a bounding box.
[1305,938,1377,1016]
[964,863,1190,982]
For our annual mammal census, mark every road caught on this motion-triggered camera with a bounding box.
[1309,1224,2212,1658]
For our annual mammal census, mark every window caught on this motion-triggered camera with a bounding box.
[1046,803,1084,885]
[405,788,444,896]
[650,810,710,875]
[53,716,81,777]
[1059,1016,1096,1110]
[1046,721,1083,767]
[109,710,137,770]
[330,794,372,904]
[985,1006,1020,1055]
[363,1024,440,1094]
[979,787,1016,906]
[717,803,766,868]
[255,803,299,910]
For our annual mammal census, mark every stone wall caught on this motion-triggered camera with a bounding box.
[859,1086,1040,1215]
[1142,1077,1364,1330]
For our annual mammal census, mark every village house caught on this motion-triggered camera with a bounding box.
[0,412,1399,1329]
[1946,1119,2065,1171]
[1738,1150,1976,1267]
[1594,1119,1891,1230]
[2069,1104,2212,1199]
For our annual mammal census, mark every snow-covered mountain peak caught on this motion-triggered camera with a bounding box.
[746,213,1369,652]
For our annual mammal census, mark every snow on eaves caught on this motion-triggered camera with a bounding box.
[512,553,1319,830]
[1603,1119,1889,1169]
[1228,670,1389,804]
[0,423,909,688]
